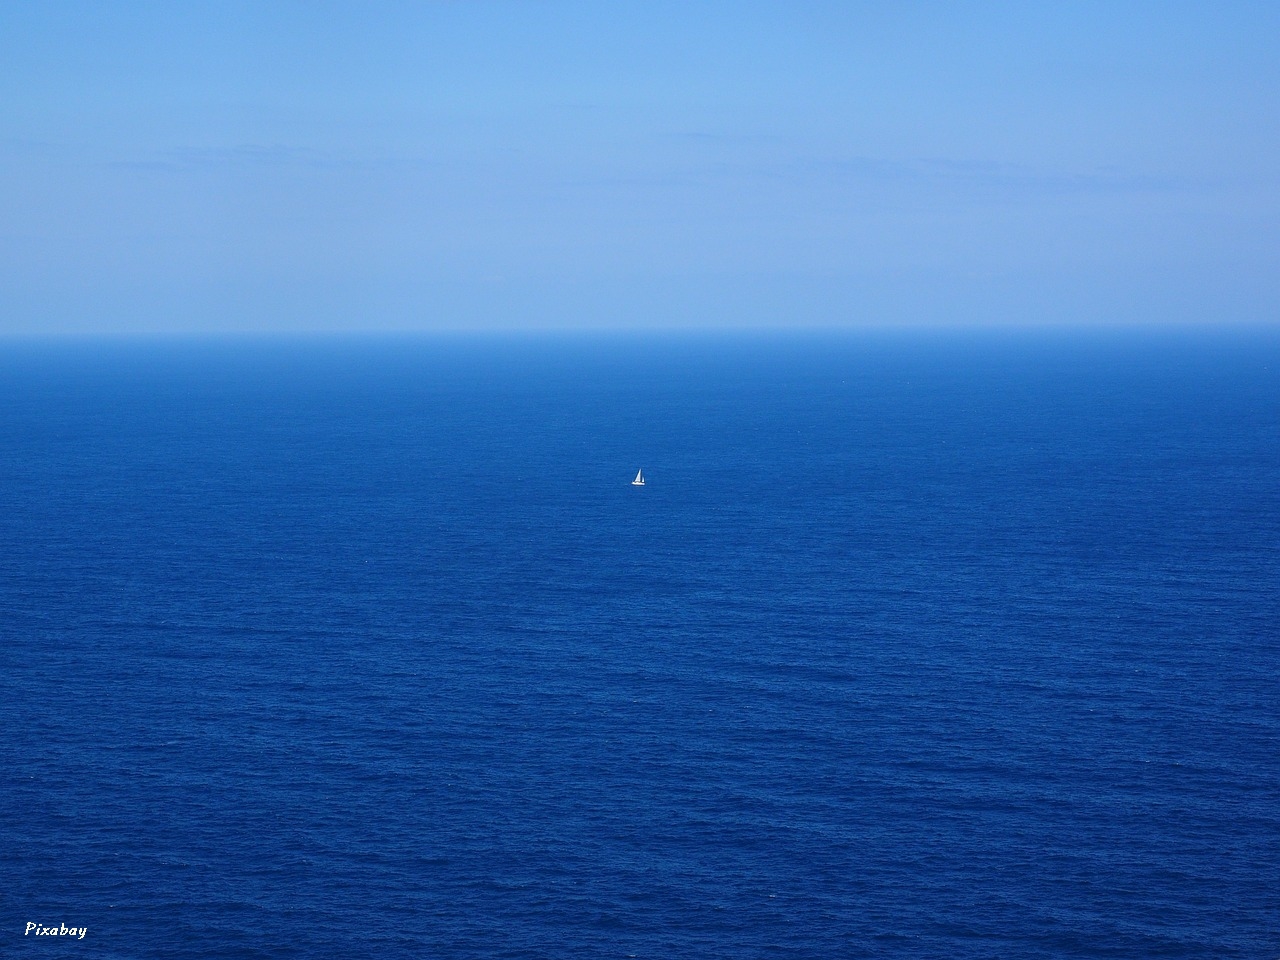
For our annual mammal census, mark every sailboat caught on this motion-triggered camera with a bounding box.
[631,468,645,486]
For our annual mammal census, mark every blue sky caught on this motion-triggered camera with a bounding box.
[1,1,1277,333]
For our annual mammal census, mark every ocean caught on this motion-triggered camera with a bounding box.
[1,329,1277,958]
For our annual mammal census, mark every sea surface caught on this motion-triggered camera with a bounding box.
[1,329,1277,959]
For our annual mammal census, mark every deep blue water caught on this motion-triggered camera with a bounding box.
[2,329,1277,959]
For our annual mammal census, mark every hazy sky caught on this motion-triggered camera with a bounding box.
[2,1,1277,333]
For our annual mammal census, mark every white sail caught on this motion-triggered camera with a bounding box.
[632,469,645,486]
